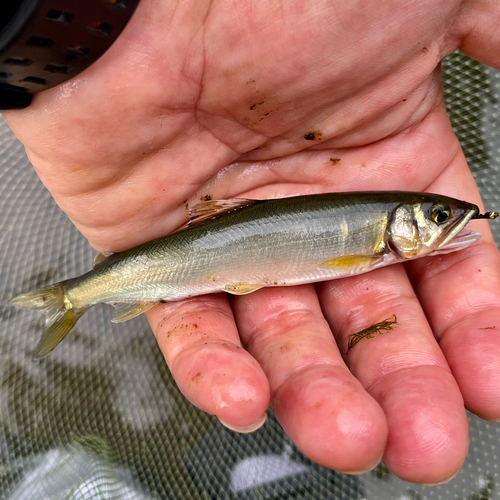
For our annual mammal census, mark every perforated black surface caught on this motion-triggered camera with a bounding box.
[0,0,139,109]
[0,52,499,499]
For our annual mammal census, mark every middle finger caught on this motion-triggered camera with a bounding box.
[231,284,388,474]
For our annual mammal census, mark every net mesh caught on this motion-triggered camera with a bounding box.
[0,52,499,500]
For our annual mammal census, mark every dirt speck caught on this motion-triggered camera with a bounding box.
[200,194,212,201]
[480,326,496,330]
[402,98,407,102]
[192,372,202,383]
[329,158,341,166]
[422,46,428,53]
[304,131,322,141]
[249,101,264,110]
[247,78,255,84]
[360,162,366,168]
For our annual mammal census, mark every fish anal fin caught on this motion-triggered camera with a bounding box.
[188,199,262,227]
[224,283,266,295]
[321,255,384,271]
[93,252,114,267]
[111,302,156,323]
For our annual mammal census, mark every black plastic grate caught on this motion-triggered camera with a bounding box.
[0,0,140,109]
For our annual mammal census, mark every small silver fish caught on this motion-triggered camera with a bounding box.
[10,191,497,358]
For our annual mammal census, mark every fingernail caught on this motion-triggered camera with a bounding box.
[420,468,461,486]
[342,451,384,475]
[218,413,267,433]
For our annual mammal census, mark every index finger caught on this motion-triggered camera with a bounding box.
[146,294,270,431]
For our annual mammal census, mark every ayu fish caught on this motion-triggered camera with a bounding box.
[10,191,498,358]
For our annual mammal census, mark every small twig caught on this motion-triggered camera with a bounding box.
[347,314,398,354]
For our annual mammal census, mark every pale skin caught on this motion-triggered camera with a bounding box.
[5,0,500,484]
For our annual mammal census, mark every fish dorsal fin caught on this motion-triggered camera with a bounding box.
[111,302,156,323]
[93,252,114,267]
[188,199,262,227]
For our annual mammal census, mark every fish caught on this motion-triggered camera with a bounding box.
[9,191,498,358]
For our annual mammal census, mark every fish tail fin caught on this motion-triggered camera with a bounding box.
[10,284,88,358]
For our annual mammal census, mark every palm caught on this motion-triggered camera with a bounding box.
[6,0,500,484]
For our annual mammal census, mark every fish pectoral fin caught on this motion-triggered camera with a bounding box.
[188,199,263,226]
[111,302,156,323]
[373,233,387,254]
[224,283,266,295]
[321,255,384,271]
[93,251,114,267]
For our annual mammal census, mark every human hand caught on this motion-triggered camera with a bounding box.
[5,0,500,484]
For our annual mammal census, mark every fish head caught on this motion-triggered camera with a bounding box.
[388,194,480,259]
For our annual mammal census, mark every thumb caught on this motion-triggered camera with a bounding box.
[456,0,500,70]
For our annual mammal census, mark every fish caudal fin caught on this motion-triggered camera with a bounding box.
[9,285,87,358]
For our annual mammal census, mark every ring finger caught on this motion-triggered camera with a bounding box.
[316,264,469,484]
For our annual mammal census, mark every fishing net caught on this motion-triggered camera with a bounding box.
[0,51,499,500]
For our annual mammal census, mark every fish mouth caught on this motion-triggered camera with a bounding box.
[437,230,481,254]
[438,209,479,250]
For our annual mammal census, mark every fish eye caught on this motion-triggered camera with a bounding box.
[431,204,451,224]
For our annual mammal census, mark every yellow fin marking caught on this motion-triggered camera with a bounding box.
[321,255,383,270]
[224,283,266,295]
